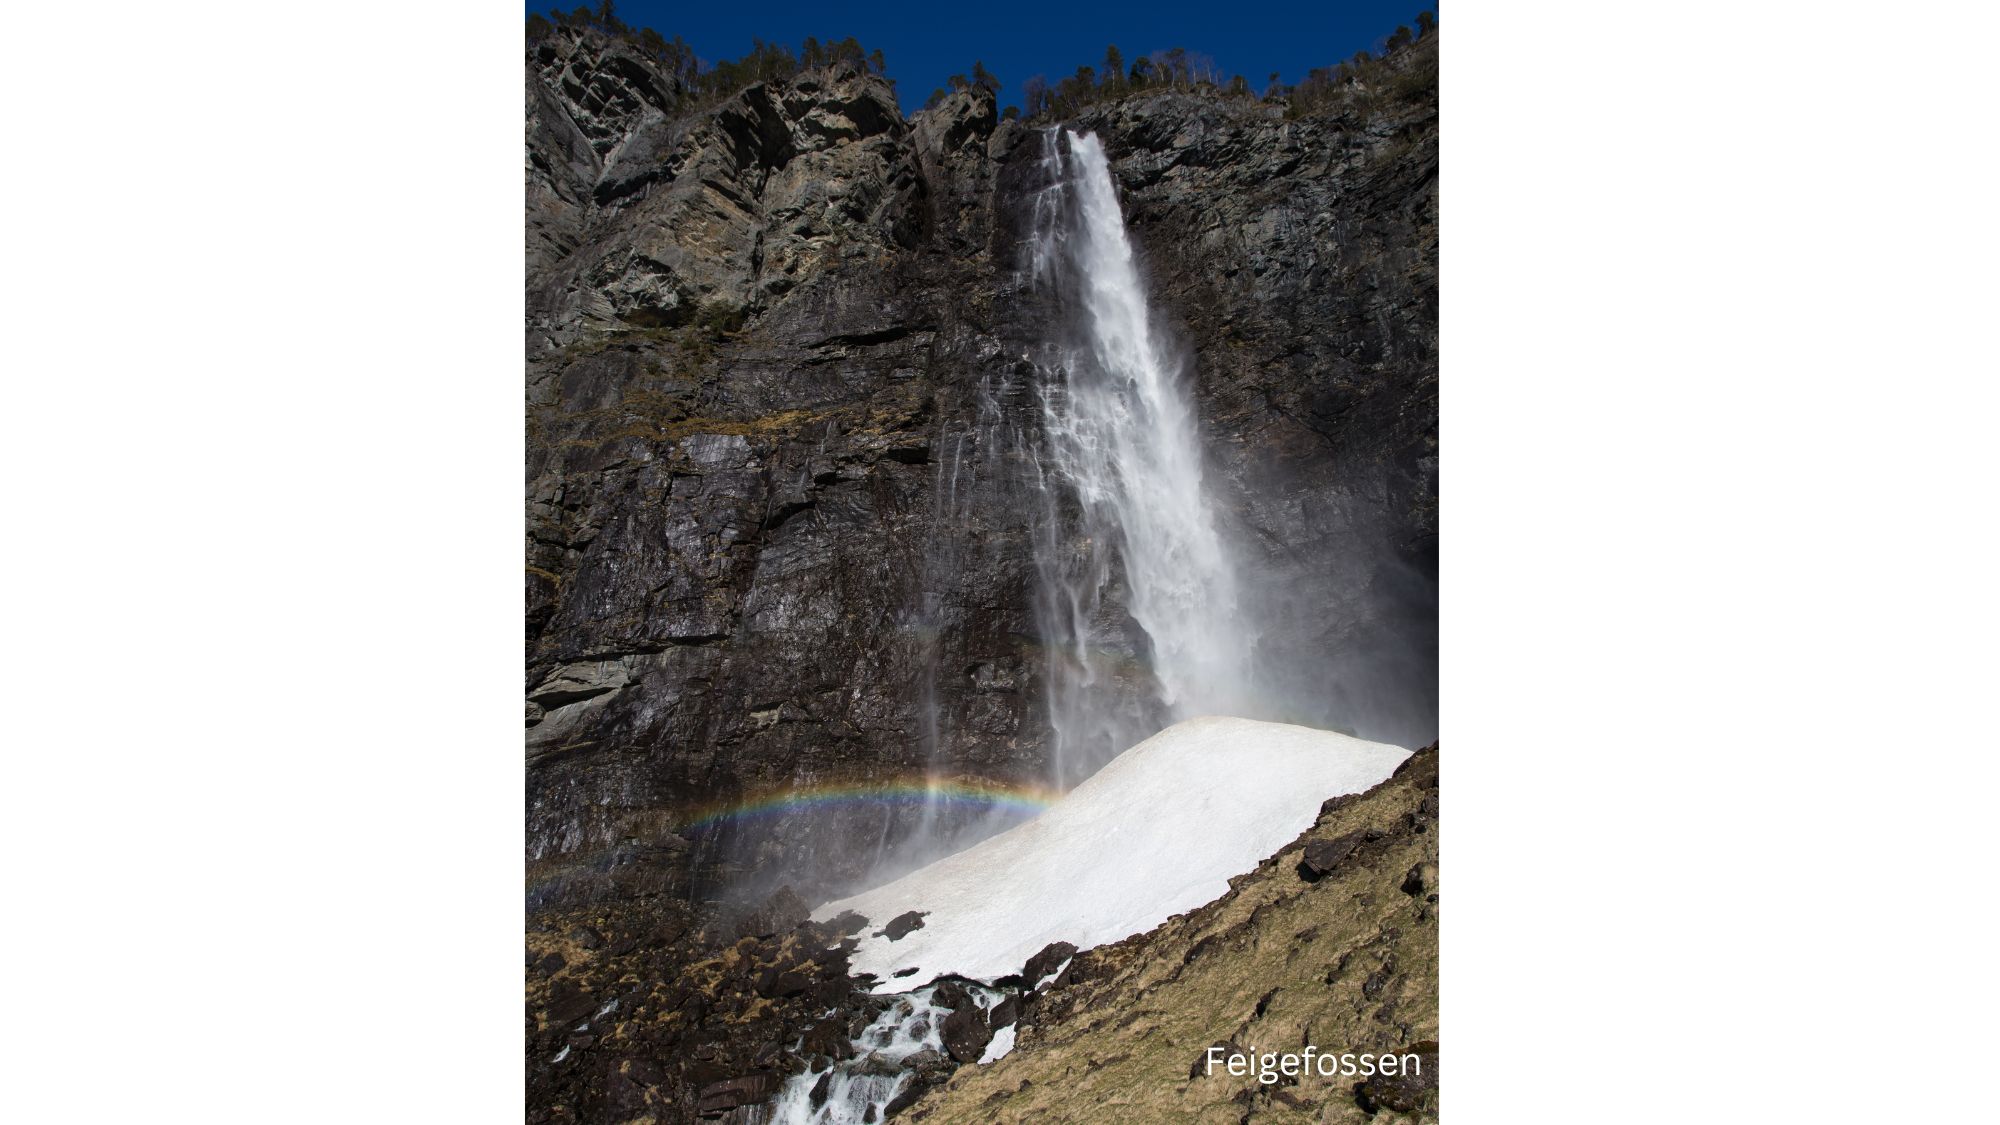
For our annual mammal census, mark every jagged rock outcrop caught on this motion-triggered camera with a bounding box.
[525,23,1436,921]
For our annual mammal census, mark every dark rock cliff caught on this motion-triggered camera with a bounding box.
[525,25,1437,916]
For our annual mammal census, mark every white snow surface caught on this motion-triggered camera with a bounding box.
[978,1023,1017,1064]
[816,717,1409,991]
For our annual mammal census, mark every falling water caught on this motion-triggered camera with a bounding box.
[1027,129,1262,784]
[766,982,1011,1124]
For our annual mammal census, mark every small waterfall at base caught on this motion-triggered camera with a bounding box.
[1027,128,1264,785]
[765,982,1010,1124]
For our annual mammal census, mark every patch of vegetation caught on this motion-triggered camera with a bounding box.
[528,2,890,118]
[527,4,1433,127]
[692,299,747,338]
[1284,17,1438,120]
[1001,10,1436,122]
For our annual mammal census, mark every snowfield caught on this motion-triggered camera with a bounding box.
[816,716,1410,991]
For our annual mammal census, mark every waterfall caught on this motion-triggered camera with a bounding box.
[1027,129,1262,785]
[766,982,1012,1124]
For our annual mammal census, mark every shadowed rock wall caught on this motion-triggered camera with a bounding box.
[525,26,1436,914]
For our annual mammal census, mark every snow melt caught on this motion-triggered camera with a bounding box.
[817,717,1409,990]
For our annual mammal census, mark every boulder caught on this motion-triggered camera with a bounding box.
[878,910,927,941]
[1022,941,1077,986]
[696,1072,778,1116]
[987,993,1021,1031]
[1354,1040,1438,1114]
[1298,831,1372,881]
[940,1004,993,1064]
[753,966,812,999]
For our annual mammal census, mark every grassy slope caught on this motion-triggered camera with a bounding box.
[906,746,1440,1124]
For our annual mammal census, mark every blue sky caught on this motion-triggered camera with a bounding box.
[530,0,1436,116]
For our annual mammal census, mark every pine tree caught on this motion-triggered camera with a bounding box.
[1103,45,1124,90]
[1023,74,1049,117]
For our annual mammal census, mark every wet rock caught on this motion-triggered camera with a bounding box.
[967,661,1020,693]
[931,978,972,1011]
[878,910,927,941]
[855,1052,902,1078]
[882,1079,934,1118]
[696,1072,778,1116]
[941,1004,994,1063]
[801,1016,851,1063]
[987,993,1021,1031]
[809,1069,832,1108]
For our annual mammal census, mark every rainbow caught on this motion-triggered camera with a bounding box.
[679,777,1064,834]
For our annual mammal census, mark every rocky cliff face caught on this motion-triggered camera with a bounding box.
[525,25,1436,916]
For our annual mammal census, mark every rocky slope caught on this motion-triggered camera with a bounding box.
[525,746,1439,1124]
[525,24,1437,917]
[903,745,1440,1123]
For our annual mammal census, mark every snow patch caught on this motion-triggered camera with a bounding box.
[817,717,1408,990]
[978,1023,1016,1064]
